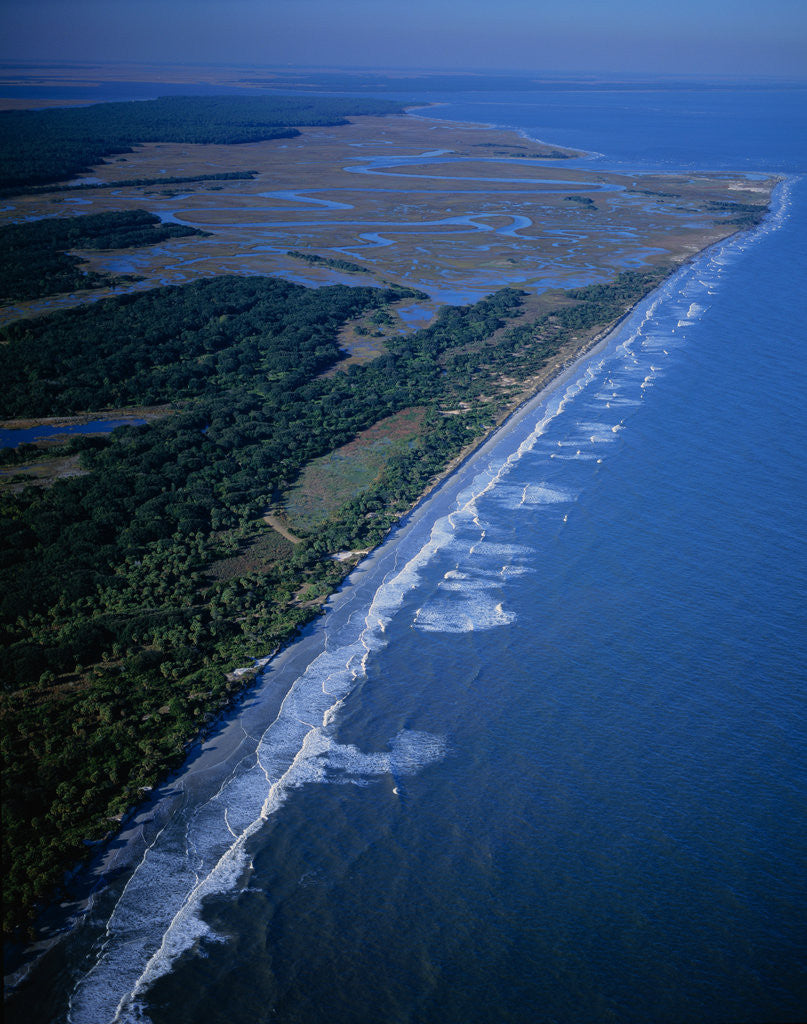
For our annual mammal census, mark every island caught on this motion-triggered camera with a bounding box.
[0,89,775,939]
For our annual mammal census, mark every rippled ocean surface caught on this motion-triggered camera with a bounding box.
[7,83,807,1024]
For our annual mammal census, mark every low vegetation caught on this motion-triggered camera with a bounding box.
[283,407,426,532]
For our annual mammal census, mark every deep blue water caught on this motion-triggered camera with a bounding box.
[6,83,807,1024]
[411,83,807,174]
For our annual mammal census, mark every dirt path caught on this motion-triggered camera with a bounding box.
[263,512,302,544]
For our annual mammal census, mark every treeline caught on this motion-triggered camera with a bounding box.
[1,275,401,415]
[0,94,405,190]
[245,70,770,95]
[3,170,258,200]
[0,269,662,936]
[288,250,371,274]
[0,210,202,304]
[707,199,768,228]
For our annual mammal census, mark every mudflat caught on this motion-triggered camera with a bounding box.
[0,112,774,325]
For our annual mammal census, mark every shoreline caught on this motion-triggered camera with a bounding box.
[1,276,635,990]
[387,194,775,527]
[404,102,586,160]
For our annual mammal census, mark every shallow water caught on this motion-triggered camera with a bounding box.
[5,82,807,1024]
[0,419,147,449]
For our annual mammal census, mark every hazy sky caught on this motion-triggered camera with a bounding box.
[3,0,806,77]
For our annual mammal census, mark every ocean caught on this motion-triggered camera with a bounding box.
[5,81,807,1024]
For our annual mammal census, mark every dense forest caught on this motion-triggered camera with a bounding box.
[0,210,203,303]
[0,268,664,936]
[288,250,372,274]
[0,94,405,189]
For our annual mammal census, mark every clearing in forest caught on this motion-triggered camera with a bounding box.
[284,407,425,532]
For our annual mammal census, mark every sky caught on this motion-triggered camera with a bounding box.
[3,0,806,78]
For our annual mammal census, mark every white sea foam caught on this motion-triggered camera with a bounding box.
[412,550,526,632]
[68,724,446,1024]
[414,591,515,633]
[603,396,642,408]
[520,483,575,505]
[577,421,619,443]
[550,450,598,460]
[69,512,465,1021]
